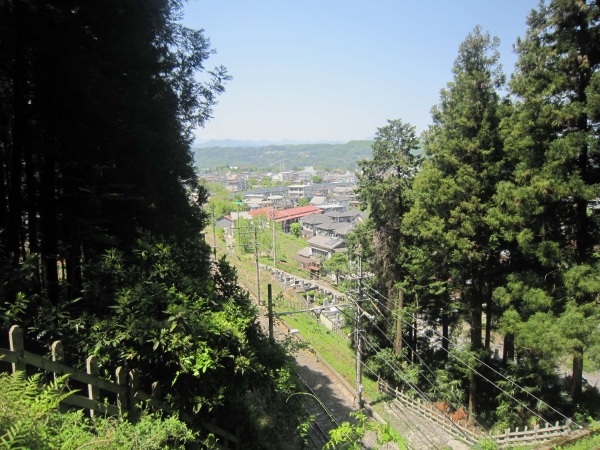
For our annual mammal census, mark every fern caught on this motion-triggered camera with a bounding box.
[0,371,195,449]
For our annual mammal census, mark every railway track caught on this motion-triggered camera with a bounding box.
[296,372,339,448]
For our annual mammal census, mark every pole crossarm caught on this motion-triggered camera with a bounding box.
[273,302,355,316]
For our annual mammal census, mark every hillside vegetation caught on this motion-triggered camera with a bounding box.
[193,140,374,170]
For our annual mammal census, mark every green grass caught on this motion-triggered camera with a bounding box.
[282,311,379,402]
[274,231,308,260]
[209,227,380,404]
[552,429,600,450]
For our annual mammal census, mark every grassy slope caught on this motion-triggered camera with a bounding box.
[210,227,379,402]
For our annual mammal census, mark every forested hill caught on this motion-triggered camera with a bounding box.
[193,140,374,170]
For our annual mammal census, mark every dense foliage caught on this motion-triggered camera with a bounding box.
[354,1,600,432]
[0,1,303,446]
[0,371,195,449]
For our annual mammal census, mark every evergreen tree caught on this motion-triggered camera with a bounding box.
[403,26,507,415]
[0,0,229,307]
[497,0,600,405]
[354,119,421,359]
[357,119,421,297]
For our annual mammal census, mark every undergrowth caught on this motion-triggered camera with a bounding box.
[0,371,195,449]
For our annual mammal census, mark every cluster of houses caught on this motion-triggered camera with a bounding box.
[214,180,367,275]
[202,166,357,193]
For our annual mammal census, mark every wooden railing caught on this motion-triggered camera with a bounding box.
[0,325,240,450]
[378,379,575,448]
[378,379,480,446]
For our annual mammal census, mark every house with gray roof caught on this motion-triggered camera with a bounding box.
[306,235,347,260]
[313,220,350,238]
[324,209,367,224]
[309,196,327,206]
[215,216,233,230]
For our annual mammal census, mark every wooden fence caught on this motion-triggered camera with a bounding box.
[0,325,240,450]
[378,379,575,448]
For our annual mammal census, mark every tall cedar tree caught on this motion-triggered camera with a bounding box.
[0,2,305,436]
[497,0,600,404]
[0,1,229,309]
[355,119,421,357]
[403,27,507,415]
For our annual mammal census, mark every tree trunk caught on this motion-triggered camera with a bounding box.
[469,285,483,416]
[502,333,514,367]
[8,79,25,259]
[394,289,403,355]
[23,137,39,255]
[411,294,418,363]
[442,314,449,359]
[485,282,492,351]
[0,139,8,243]
[40,151,59,305]
[571,348,584,405]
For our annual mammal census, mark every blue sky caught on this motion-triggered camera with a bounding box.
[182,0,540,142]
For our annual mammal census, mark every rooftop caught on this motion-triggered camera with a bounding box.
[307,235,346,250]
[248,205,323,222]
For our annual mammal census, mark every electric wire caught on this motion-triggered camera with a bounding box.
[222,234,559,429]
[219,228,574,435]
[362,287,555,428]
[356,298,487,448]
[359,331,479,448]
[283,298,441,450]
[359,297,496,440]
[363,285,577,428]
[325,302,463,449]
[252,252,481,445]
[358,293,499,439]
[332,337,441,450]
[234,258,451,447]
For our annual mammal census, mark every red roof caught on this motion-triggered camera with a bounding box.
[248,205,323,222]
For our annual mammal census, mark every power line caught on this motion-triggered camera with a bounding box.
[339,293,482,447]
[264,273,441,448]
[219,231,571,431]
[313,318,443,450]
[317,298,469,448]
[363,285,576,428]
[359,296,494,439]
[359,332,479,448]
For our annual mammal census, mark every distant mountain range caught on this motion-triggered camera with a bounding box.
[192,140,375,170]
[194,139,345,148]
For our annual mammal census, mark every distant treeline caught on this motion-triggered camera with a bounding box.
[193,140,375,171]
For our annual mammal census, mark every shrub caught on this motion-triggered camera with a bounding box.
[0,371,195,449]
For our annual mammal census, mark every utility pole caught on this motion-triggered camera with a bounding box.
[355,254,364,410]
[211,203,217,258]
[236,215,240,253]
[272,208,277,268]
[394,288,403,355]
[254,226,261,305]
[268,284,274,343]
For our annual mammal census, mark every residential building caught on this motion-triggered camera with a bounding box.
[288,184,322,199]
[323,209,367,224]
[292,246,321,272]
[331,195,354,208]
[309,196,327,206]
[306,235,347,259]
[248,205,323,232]
[300,213,332,238]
